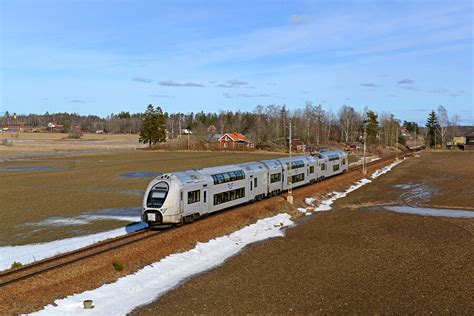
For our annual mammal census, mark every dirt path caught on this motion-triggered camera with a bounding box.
[133,152,474,315]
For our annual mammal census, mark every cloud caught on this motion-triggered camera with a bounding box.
[158,80,204,87]
[149,94,171,98]
[397,79,415,84]
[361,83,378,88]
[227,79,248,86]
[71,99,86,103]
[429,88,449,93]
[345,97,352,100]
[290,15,311,25]
[132,77,153,83]
[223,93,232,99]
[208,81,217,84]
[216,79,248,88]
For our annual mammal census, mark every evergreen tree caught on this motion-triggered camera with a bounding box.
[139,104,167,147]
[425,110,440,148]
[366,110,379,145]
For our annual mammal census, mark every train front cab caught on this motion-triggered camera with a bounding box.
[142,175,182,227]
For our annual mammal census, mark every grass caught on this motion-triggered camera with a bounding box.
[0,150,285,246]
[112,260,124,272]
[10,261,22,269]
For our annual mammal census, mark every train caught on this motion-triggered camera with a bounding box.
[141,150,348,226]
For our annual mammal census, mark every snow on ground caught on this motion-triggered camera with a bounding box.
[301,158,405,214]
[20,207,142,228]
[32,213,293,315]
[0,222,147,271]
[382,206,474,218]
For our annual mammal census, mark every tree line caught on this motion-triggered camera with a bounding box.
[1,104,465,149]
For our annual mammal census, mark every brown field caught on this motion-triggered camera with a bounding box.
[0,132,141,158]
[3,153,471,314]
[0,152,393,314]
[134,152,474,315]
[0,133,361,246]
[0,150,286,245]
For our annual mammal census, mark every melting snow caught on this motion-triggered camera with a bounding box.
[0,222,147,271]
[32,214,293,315]
[301,158,404,214]
[382,206,474,218]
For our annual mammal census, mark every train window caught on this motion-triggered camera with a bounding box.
[309,166,315,174]
[288,173,305,184]
[204,191,207,203]
[270,173,281,183]
[343,159,346,165]
[333,165,340,172]
[288,160,305,170]
[187,190,200,204]
[321,163,326,171]
[213,187,245,205]
[254,178,257,188]
[211,170,245,185]
[147,182,169,208]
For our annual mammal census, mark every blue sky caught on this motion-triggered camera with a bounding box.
[0,0,473,124]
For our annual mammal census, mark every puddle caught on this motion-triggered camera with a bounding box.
[119,171,162,179]
[86,188,145,196]
[394,183,413,189]
[381,205,474,218]
[20,207,142,228]
[0,166,64,171]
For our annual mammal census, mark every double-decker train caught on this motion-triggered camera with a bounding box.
[142,151,348,226]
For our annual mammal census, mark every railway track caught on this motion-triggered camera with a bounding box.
[0,228,163,287]
[0,149,418,287]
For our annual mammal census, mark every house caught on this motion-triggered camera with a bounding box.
[465,131,474,151]
[218,132,254,149]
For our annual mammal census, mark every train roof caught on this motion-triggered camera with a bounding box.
[319,150,347,159]
[236,161,267,173]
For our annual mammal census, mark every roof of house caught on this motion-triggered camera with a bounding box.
[218,132,252,143]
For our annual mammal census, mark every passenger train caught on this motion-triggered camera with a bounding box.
[142,151,348,226]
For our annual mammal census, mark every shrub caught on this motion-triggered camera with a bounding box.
[11,261,22,269]
[1,139,12,146]
[68,130,83,139]
[112,260,124,271]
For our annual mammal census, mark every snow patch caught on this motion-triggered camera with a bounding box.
[0,222,147,271]
[383,206,474,218]
[370,159,404,179]
[32,214,293,315]
[310,158,405,213]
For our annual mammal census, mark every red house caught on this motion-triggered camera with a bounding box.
[218,132,254,149]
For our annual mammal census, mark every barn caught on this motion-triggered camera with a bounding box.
[218,132,254,149]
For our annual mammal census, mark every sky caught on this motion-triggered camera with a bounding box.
[0,0,473,125]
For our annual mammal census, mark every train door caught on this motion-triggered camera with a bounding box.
[249,176,255,201]
[202,188,208,214]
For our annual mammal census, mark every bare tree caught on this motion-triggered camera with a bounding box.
[437,105,449,148]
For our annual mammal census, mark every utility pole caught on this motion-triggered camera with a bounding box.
[287,118,293,205]
[362,121,367,175]
[187,131,190,150]
[396,123,399,161]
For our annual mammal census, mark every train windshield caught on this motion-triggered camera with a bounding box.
[147,182,169,208]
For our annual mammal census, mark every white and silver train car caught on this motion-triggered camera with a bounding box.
[142,151,347,226]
